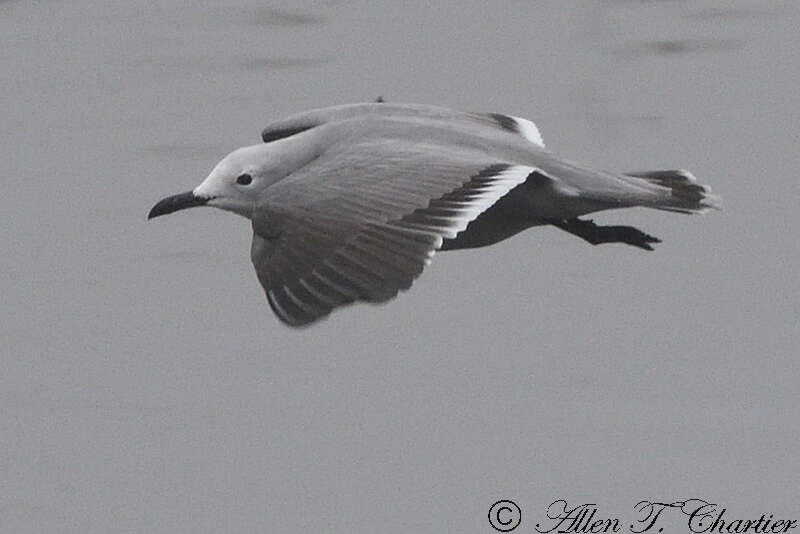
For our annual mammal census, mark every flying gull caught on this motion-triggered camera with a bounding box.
[148,103,720,327]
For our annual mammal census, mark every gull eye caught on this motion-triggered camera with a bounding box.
[236,173,253,186]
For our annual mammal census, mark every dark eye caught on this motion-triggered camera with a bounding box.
[236,173,252,185]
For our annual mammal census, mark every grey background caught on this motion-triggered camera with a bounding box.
[1,1,797,532]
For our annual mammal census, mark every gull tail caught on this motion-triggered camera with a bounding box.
[625,169,722,214]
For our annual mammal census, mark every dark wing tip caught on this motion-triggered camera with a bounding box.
[486,112,519,134]
[261,124,317,143]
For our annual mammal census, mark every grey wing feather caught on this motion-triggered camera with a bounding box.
[261,102,546,148]
[251,216,439,326]
[250,141,539,326]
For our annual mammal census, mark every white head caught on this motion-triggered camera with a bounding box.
[148,143,280,220]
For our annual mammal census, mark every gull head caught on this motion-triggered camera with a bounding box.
[148,143,278,220]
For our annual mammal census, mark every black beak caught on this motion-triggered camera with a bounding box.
[148,191,209,219]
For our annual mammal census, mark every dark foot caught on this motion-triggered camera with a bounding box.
[548,217,662,251]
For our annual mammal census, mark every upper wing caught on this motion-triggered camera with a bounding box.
[251,140,538,326]
[261,102,545,148]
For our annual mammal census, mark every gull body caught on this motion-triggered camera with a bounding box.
[149,103,720,327]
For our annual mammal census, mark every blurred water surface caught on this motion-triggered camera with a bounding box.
[1,1,798,533]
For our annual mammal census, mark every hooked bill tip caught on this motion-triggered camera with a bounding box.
[147,190,208,219]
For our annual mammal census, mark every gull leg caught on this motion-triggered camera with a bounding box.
[547,217,662,251]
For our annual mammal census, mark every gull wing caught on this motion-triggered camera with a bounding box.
[250,140,541,326]
[261,102,545,148]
